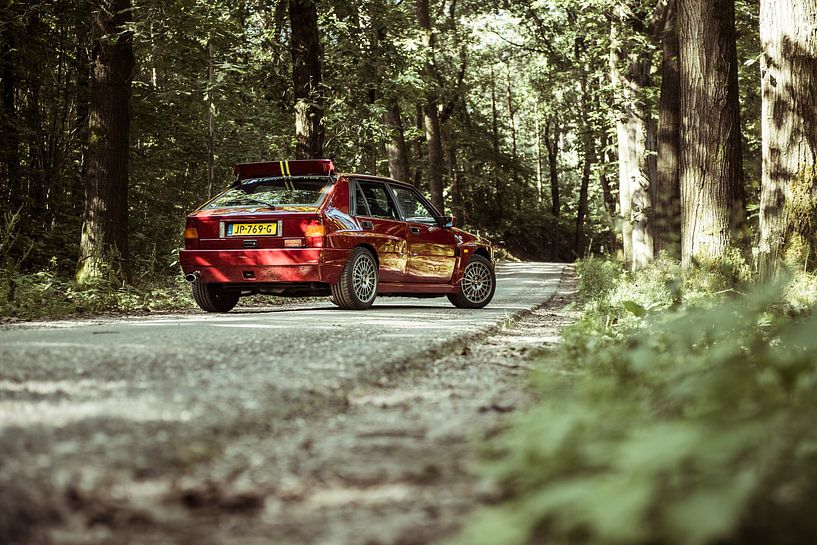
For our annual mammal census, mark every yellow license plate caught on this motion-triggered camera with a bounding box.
[228,222,278,236]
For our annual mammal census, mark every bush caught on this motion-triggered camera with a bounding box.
[0,269,196,319]
[453,260,817,545]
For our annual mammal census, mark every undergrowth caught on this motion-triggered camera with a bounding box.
[455,258,817,545]
[0,268,197,320]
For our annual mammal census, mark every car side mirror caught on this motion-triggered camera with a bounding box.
[439,215,455,228]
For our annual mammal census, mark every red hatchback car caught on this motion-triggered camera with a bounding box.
[180,159,495,312]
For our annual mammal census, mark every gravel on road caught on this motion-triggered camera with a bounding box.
[0,262,573,545]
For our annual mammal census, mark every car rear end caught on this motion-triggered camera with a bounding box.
[180,160,347,297]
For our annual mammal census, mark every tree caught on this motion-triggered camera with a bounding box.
[384,97,410,182]
[608,6,655,270]
[416,0,445,215]
[76,0,134,283]
[677,0,745,266]
[757,0,817,277]
[290,0,324,159]
[654,0,681,258]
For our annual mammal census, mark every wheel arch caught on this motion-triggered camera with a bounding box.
[473,246,491,261]
[354,243,379,266]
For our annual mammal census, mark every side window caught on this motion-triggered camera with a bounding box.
[357,180,399,220]
[352,182,371,216]
[391,186,437,225]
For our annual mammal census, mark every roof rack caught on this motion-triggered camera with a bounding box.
[233,159,335,181]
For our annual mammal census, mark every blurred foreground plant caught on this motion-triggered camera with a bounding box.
[454,259,817,545]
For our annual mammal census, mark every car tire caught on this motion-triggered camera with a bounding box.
[448,254,496,309]
[192,281,240,313]
[331,247,379,310]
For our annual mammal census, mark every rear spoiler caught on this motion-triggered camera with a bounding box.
[233,159,336,181]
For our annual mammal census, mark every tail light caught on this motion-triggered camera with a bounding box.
[303,218,325,248]
[184,221,199,249]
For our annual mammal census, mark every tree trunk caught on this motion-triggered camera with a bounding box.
[609,11,655,270]
[413,103,424,189]
[655,0,682,259]
[506,63,520,208]
[77,0,134,283]
[677,0,745,266]
[383,97,410,182]
[576,64,596,258]
[534,102,543,203]
[544,117,560,218]
[206,39,215,198]
[1,25,20,211]
[289,0,324,159]
[758,0,817,277]
[416,0,445,214]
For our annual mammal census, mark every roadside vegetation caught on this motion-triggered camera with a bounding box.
[454,259,817,545]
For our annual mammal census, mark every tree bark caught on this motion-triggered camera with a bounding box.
[609,10,655,270]
[534,102,543,203]
[206,39,215,198]
[758,0,817,277]
[416,0,445,214]
[77,0,134,283]
[1,24,20,211]
[289,0,324,159]
[655,0,682,258]
[383,97,410,182]
[677,0,746,266]
[505,63,519,208]
[543,116,560,218]
[576,62,596,258]
[413,103,424,189]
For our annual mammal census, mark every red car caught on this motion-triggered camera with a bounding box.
[180,160,495,312]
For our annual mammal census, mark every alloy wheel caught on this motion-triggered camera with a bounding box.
[352,253,377,302]
[461,260,493,304]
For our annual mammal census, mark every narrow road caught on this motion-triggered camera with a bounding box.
[0,262,567,545]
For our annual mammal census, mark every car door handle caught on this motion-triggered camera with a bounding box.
[361,220,374,230]
[410,226,421,234]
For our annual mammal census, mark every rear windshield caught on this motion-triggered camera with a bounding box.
[205,176,331,209]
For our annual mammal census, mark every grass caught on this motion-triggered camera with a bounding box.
[453,258,817,545]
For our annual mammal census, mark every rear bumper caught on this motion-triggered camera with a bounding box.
[179,248,347,284]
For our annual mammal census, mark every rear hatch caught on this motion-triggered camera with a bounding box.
[188,175,331,250]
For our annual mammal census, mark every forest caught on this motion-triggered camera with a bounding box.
[0,0,814,294]
[2,1,817,544]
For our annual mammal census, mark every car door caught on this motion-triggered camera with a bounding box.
[351,179,408,282]
[389,184,457,283]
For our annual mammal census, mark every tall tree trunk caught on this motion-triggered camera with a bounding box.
[416,0,445,214]
[1,24,20,211]
[74,23,91,215]
[289,0,324,159]
[413,103,424,189]
[599,133,619,254]
[655,0,682,259]
[544,117,560,217]
[677,0,745,266]
[609,10,655,271]
[444,125,462,224]
[77,0,134,283]
[206,39,215,198]
[383,97,410,182]
[576,63,596,258]
[758,0,817,277]
[505,63,520,208]
[534,102,543,203]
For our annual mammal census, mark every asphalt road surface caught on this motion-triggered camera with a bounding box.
[0,261,567,544]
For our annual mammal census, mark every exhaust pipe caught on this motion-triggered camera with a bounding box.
[184,271,200,283]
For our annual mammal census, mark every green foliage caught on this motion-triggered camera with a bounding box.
[454,260,817,545]
[0,269,196,320]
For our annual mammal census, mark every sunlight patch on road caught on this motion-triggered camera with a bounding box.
[303,483,414,507]
[0,398,194,429]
